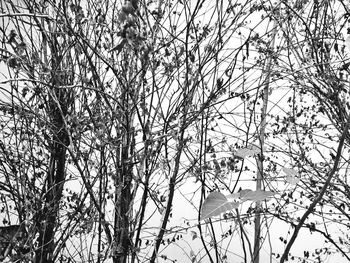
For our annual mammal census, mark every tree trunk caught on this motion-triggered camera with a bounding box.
[112,83,135,263]
[253,4,280,263]
[35,43,71,262]
[36,145,67,263]
[113,160,132,263]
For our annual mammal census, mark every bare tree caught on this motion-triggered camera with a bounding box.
[3,1,350,263]
[0,0,265,262]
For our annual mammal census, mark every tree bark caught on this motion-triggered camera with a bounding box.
[35,40,71,262]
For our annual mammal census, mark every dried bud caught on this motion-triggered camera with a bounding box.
[8,30,18,45]
[8,57,19,68]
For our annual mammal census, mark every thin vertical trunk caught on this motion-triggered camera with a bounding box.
[253,5,280,263]
[253,86,267,263]
[113,56,136,263]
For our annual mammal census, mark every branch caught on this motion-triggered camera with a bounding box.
[0,13,53,19]
[280,114,350,263]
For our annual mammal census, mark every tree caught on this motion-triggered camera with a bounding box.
[2,0,350,263]
[0,0,263,262]
[270,1,350,261]
[199,1,350,262]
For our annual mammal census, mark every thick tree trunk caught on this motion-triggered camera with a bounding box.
[113,147,132,263]
[35,100,69,262]
[113,176,132,263]
[35,49,71,262]
[35,142,67,263]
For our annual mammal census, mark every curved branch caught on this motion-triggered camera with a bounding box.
[280,114,350,263]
